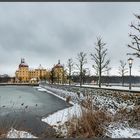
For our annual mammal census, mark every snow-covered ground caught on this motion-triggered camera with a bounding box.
[6,128,37,138]
[36,85,140,138]
[107,123,140,138]
[39,85,135,114]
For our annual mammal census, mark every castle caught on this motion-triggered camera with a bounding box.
[15,58,67,84]
[15,58,50,83]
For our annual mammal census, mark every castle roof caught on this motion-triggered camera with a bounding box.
[19,58,28,68]
[53,60,63,69]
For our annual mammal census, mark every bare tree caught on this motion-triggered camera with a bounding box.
[66,58,74,85]
[128,14,140,57]
[118,60,128,86]
[91,37,110,87]
[104,65,111,86]
[76,52,87,87]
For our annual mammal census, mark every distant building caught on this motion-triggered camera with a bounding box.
[0,74,14,83]
[50,60,67,84]
[15,58,49,83]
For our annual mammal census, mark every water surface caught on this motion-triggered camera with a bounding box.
[0,86,70,137]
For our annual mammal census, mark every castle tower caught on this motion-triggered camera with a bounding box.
[16,58,29,82]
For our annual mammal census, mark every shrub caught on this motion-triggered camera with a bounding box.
[114,105,140,128]
[66,105,112,138]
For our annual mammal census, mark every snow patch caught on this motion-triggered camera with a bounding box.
[7,128,37,138]
[107,123,140,138]
[37,88,47,92]
[42,103,81,126]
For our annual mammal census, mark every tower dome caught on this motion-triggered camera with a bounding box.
[19,58,28,68]
[54,60,63,68]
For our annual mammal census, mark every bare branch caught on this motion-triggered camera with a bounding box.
[128,14,140,57]
[128,44,139,51]
[130,23,140,32]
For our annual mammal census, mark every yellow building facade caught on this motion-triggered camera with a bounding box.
[15,58,49,83]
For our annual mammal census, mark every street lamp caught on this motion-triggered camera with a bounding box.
[128,58,133,90]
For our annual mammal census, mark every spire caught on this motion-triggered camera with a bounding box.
[58,59,60,64]
[21,58,25,63]
[19,58,28,67]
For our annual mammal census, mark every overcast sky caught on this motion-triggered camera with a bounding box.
[0,2,140,76]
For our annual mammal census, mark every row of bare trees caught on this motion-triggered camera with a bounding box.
[66,37,131,87]
[66,37,110,87]
[66,14,140,87]
[52,14,139,87]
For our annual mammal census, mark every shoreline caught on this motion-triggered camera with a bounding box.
[0,83,39,86]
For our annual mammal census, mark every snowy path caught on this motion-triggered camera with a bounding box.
[78,84,140,91]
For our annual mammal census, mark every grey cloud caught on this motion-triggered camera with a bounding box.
[0,2,140,76]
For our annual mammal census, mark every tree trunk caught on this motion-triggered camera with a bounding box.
[122,75,124,86]
[69,68,71,85]
[80,72,82,87]
[80,64,82,87]
[99,49,102,88]
[69,75,70,85]
[99,68,101,87]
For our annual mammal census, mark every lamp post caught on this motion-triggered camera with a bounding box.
[128,58,133,90]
